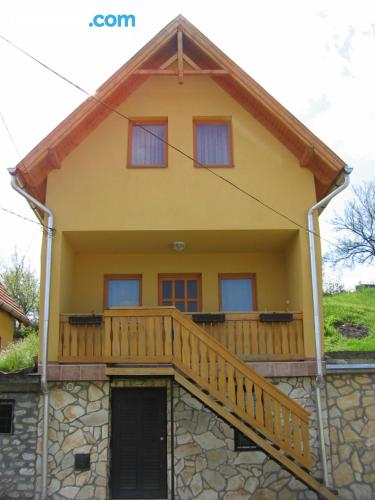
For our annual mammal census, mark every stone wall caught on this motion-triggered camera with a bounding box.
[173,378,324,500]
[325,372,375,500]
[35,382,110,499]
[0,376,39,499]
[24,372,375,499]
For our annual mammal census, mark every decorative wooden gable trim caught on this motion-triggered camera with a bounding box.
[14,15,346,207]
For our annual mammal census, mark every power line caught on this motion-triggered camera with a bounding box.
[0,33,342,250]
[0,109,52,234]
[0,110,22,159]
[0,205,48,230]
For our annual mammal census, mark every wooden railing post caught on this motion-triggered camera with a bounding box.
[164,315,172,356]
[104,316,112,359]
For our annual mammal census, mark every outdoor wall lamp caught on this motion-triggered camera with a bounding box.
[172,241,186,252]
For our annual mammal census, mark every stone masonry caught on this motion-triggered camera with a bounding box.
[3,371,374,499]
[0,374,40,499]
[173,378,324,500]
[325,373,375,500]
[35,382,109,499]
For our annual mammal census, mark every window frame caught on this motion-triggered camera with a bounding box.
[103,274,142,309]
[158,273,202,312]
[193,117,234,168]
[0,399,15,435]
[218,273,257,311]
[127,118,168,169]
[234,428,260,451]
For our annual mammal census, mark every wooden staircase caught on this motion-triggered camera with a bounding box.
[61,307,335,499]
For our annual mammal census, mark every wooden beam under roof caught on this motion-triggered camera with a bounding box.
[300,146,315,168]
[134,69,228,75]
[177,30,184,83]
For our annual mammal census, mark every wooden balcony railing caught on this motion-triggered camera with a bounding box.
[59,310,304,362]
[59,307,311,469]
[187,312,305,361]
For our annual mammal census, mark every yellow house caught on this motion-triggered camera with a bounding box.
[11,16,348,500]
[0,283,30,349]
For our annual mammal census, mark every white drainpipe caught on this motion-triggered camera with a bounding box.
[307,164,352,487]
[9,168,54,500]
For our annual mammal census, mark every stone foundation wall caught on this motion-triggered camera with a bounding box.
[23,372,375,499]
[325,372,375,500]
[35,382,110,499]
[0,390,39,498]
[173,377,324,500]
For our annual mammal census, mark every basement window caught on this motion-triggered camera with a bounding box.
[127,119,168,168]
[193,118,233,167]
[234,429,260,451]
[0,400,15,434]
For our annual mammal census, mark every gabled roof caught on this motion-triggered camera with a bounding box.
[14,15,347,204]
[0,283,30,326]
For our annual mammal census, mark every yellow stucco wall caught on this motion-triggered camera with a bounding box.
[0,310,14,349]
[71,252,287,314]
[40,75,321,361]
[46,76,317,231]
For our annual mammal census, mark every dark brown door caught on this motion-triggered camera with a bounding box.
[111,388,167,499]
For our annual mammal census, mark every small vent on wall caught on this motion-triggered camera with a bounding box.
[74,453,91,471]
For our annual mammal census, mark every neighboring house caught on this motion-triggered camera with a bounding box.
[8,15,355,500]
[0,282,30,349]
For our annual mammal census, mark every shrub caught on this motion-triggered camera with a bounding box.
[0,333,38,373]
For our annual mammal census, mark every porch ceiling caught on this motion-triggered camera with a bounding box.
[64,229,297,253]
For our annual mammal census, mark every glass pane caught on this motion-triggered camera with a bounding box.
[187,280,197,299]
[162,280,172,299]
[187,301,198,312]
[175,280,185,299]
[131,124,165,165]
[196,123,230,165]
[108,279,140,307]
[162,301,172,306]
[221,278,253,312]
[175,301,185,312]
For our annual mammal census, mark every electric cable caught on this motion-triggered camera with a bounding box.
[0,33,344,250]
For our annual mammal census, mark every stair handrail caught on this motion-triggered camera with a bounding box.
[172,309,310,422]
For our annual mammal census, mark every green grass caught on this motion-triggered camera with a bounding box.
[324,288,375,352]
[0,333,38,372]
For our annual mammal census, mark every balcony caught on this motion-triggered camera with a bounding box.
[58,308,304,363]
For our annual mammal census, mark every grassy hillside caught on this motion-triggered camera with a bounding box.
[324,287,375,352]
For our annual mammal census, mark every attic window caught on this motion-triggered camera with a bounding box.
[128,119,168,168]
[194,118,233,168]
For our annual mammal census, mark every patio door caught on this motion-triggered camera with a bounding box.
[158,273,202,312]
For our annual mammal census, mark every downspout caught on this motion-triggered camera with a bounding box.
[307,164,352,487]
[9,168,54,500]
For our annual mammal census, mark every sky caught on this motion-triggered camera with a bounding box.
[0,0,374,289]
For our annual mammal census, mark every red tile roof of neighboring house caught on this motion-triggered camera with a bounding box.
[0,283,31,326]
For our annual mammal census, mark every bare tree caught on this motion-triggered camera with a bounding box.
[326,179,375,267]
